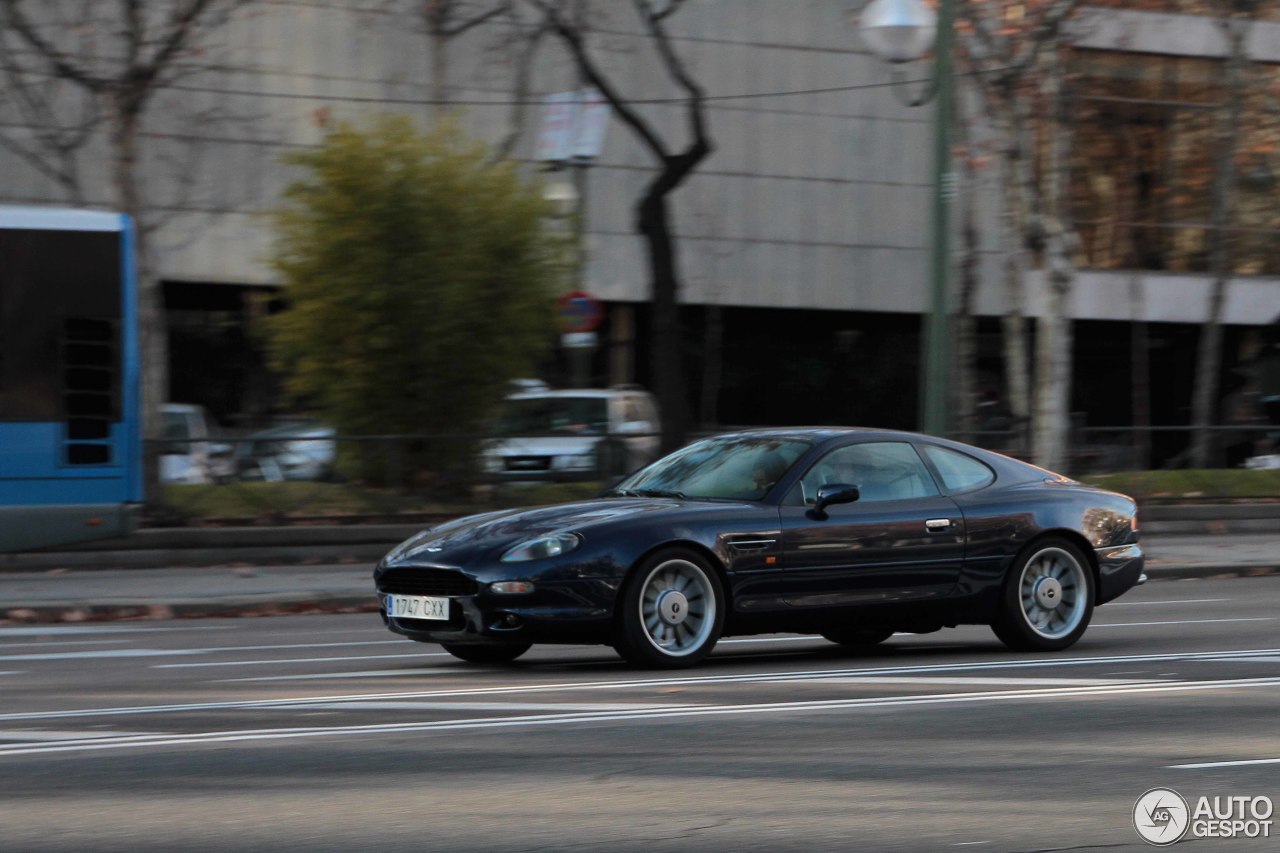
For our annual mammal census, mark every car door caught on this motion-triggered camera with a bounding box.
[778,440,965,607]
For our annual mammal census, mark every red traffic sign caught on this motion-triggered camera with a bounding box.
[557,291,604,333]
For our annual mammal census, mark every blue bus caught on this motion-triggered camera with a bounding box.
[0,207,142,552]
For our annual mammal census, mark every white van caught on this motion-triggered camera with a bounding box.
[483,387,661,481]
[160,404,235,484]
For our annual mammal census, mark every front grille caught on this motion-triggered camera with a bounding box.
[377,567,479,597]
[504,455,551,472]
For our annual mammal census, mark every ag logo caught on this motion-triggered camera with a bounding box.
[1134,788,1190,845]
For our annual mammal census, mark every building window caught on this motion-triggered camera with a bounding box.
[1069,49,1280,275]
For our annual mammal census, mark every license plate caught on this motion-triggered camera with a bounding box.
[386,594,450,621]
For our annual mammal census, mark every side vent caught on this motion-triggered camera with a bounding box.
[62,317,117,466]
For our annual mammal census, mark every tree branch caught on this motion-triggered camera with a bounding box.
[123,0,144,65]
[491,15,549,161]
[528,0,670,161]
[135,0,218,89]
[634,0,707,152]
[1008,0,1082,77]
[650,0,686,22]
[1,0,104,91]
[438,0,509,37]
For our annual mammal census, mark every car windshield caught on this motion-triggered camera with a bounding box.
[496,397,610,437]
[613,436,810,501]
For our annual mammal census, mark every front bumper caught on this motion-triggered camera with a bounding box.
[1095,542,1145,604]
[377,575,619,645]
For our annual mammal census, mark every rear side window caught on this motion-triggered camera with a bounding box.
[922,445,995,493]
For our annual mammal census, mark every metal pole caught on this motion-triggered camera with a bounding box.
[920,0,953,436]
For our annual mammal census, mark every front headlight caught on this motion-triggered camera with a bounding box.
[557,453,596,471]
[500,532,581,562]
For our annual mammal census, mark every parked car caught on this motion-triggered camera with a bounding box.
[482,386,660,481]
[376,428,1145,667]
[236,421,337,482]
[159,403,235,484]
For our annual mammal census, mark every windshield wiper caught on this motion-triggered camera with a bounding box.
[603,487,688,499]
[633,488,687,499]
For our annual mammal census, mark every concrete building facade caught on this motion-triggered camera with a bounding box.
[1,1,1277,452]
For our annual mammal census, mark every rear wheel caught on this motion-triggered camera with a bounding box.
[821,626,895,647]
[991,537,1094,652]
[441,642,532,664]
[614,548,725,668]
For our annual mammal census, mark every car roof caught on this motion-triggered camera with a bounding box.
[705,426,905,442]
[704,427,1069,486]
[506,389,648,400]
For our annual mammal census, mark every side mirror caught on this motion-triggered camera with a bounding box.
[810,483,860,519]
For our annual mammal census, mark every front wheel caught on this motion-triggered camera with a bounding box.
[991,537,1094,652]
[441,641,532,664]
[614,548,725,668]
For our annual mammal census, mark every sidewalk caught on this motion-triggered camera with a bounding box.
[1,532,1275,625]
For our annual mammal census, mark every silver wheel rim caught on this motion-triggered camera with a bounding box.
[638,559,715,657]
[1018,546,1088,640]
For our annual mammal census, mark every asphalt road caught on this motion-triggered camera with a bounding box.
[1,576,1278,852]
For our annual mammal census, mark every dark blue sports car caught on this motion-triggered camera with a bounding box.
[375,428,1145,667]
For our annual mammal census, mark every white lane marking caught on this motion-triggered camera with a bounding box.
[286,701,677,712]
[154,653,451,669]
[1170,757,1280,770]
[814,676,1164,687]
[5,646,1280,724]
[0,626,238,637]
[0,672,21,677]
[0,649,207,661]
[223,669,454,682]
[1106,599,1231,607]
[1093,618,1274,628]
[0,730,160,742]
[2,677,1279,757]
[0,640,132,649]
[1206,656,1280,664]
[0,639,406,662]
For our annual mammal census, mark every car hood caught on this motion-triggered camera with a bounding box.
[484,436,601,457]
[385,497,722,565]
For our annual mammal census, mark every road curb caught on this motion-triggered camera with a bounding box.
[2,595,381,625]
[1139,564,1280,581]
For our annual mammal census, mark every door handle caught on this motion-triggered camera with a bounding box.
[924,518,952,532]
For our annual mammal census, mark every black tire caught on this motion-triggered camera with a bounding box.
[614,547,726,669]
[441,641,532,664]
[991,536,1095,652]
[821,626,895,647]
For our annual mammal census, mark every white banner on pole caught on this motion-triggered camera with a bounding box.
[536,92,581,163]
[536,89,611,163]
[572,87,610,160]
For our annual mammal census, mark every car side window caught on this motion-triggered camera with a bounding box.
[921,445,995,493]
[787,441,940,505]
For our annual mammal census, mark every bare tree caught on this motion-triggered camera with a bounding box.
[422,0,511,117]
[528,0,712,450]
[0,22,99,203]
[958,0,1083,471]
[0,0,255,501]
[1189,3,1254,468]
[952,95,985,438]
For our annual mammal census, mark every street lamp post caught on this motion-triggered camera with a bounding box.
[861,0,954,437]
